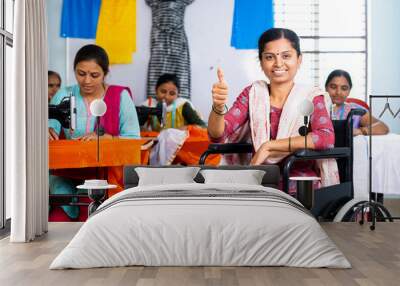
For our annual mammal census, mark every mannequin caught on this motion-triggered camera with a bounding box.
[145,0,194,99]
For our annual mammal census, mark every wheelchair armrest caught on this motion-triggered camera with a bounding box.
[282,147,351,193]
[207,143,253,154]
[291,147,351,160]
[348,108,366,117]
[199,143,253,164]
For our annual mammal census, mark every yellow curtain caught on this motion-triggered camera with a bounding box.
[96,0,136,64]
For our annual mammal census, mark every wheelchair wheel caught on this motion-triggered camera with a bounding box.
[318,197,351,221]
[340,201,393,222]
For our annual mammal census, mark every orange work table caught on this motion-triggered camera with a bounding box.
[49,139,149,196]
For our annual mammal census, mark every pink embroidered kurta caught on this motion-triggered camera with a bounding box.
[210,85,335,195]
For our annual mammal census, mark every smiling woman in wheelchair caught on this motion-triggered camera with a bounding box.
[207,28,340,196]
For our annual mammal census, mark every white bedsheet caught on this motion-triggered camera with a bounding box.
[353,134,400,197]
[50,183,350,269]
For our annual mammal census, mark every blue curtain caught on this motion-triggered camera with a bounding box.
[60,0,101,39]
[231,0,274,49]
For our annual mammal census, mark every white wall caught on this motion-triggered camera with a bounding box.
[47,0,66,85]
[369,0,400,134]
[47,0,275,119]
[48,0,400,133]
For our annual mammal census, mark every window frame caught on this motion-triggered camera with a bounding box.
[274,0,368,101]
[0,0,13,233]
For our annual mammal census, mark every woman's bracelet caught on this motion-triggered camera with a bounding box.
[288,136,292,152]
[212,104,228,116]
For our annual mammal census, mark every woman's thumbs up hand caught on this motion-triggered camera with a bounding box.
[217,67,225,83]
[212,68,228,109]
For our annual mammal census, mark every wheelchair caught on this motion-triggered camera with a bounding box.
[199,109,394,222]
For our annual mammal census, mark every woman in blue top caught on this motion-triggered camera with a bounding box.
[49,44,140,219]
[325,69,389,136]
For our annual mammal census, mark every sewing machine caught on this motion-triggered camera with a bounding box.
[48,95,76,129]
[49,95,165,129]
[136,102,165,127]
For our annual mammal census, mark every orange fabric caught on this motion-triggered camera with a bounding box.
[141,126,221,166]
[174,126,220,165]
[107,166,124,196]
[138,134,155,165]
[140,149,150,165]
[140,131,159,138]
[49,139,145,169]
[49,139,147,196]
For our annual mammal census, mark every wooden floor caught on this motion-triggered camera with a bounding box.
[0,222,399,286]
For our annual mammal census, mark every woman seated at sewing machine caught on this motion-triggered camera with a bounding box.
[48,70,61,102]
[325,69,389,136]
[49,44,140,140]
[48,44,140,219]
[141,73,205,131]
